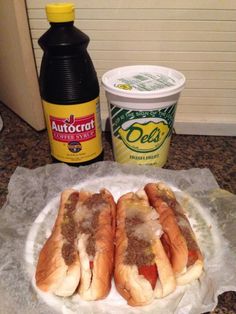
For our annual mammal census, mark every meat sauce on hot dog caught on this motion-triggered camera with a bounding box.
[114,191,176,306]
[152,187,200,266]
[76,193,113,268]
[60,192,111,268]
[35,189,116,300]
[144,182,204,285]
[61,192,80,265]
[124,215,159,289]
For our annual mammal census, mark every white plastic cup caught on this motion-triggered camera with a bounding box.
[102,65,185,167]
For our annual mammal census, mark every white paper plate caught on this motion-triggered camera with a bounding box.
[24,175,223,314]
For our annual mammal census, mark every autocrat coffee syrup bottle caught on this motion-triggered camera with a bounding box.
[38,3,103,165]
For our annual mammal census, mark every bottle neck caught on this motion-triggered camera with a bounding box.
[49,21,74,27]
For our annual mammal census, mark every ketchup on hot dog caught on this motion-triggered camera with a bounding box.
[138,264,158,289]
[124,213,161,290]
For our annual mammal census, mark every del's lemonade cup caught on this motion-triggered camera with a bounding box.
[102,65,185,167]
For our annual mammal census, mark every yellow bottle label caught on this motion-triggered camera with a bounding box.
[43,98,102,163]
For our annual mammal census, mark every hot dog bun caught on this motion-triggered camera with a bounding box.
[78,188,116,300]
[35,188,116,300]
[35,189,81,296]
[144,182,204,285]
[114,190,176,306]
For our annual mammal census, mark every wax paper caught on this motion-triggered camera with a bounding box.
[0,161,236,314]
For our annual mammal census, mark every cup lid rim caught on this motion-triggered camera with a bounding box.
[102,65,186,99]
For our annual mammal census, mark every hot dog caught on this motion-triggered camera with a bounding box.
[114,190,176,306]
[144,182,204,285]
[35,188,116,300]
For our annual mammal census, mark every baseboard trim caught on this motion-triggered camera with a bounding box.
[101,115,236,136]
[174,121,236,136]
